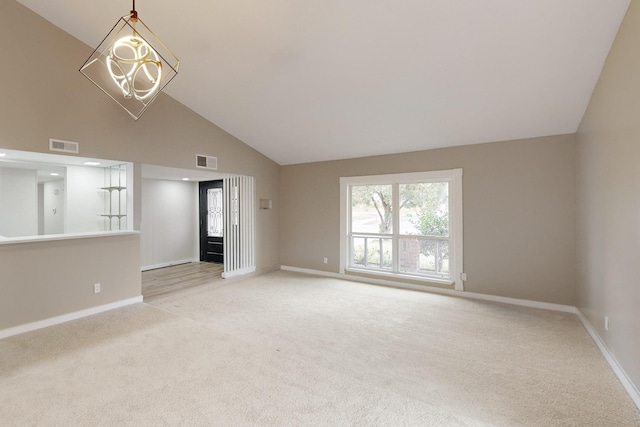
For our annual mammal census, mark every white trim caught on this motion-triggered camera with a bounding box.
[340,169,462,185]
[0,230,139,246]
[392,184,400,273]
[339,178,348,274]
[222,266,256,279]
[0,296,143,340]
[576,310,640,410]
[280,265,576,313]
[345,266,454,286]
[450,169,463,291]
[141,258,198,272]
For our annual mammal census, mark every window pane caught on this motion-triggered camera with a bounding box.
[399,182,449,237]
[381,238,393,269]
[366,237,393,270]
[435,240,450,275]
[350,236,392,271]
[351,185,393,234]
[399,237,421,274]
[399,237,450,279]
[367,238,380,267]
[352,237,366,267]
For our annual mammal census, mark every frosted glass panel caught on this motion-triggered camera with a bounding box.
[207,188,223,237]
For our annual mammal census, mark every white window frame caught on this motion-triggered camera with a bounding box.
[340,169,463,291]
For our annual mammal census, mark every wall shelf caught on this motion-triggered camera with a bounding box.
[100,165,127,231]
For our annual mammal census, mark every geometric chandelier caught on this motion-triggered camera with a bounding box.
[79,0,179,120]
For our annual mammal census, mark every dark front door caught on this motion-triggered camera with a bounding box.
[199,180,224,264]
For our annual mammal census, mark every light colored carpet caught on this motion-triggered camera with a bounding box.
[1,271,638,426]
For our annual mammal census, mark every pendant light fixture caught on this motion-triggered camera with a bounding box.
[79,0,179,120]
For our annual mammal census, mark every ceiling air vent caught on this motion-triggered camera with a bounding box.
[49,138,79,154]
[196,154,217,170]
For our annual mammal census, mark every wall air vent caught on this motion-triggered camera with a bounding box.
[49,139,79,154]
[196,154,218,170]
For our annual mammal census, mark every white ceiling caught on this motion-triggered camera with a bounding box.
[17,0,630,165]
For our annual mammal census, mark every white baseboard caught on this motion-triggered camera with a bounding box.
[576,310,640,409]
[222,266,257,279]
[280,266,576,313]
[219,265,280,282]
[141,258,198,272]
[0,296,143,340]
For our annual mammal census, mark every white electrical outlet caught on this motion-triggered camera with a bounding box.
[94,283,101,294]
[461,273,467,281]
[323,257,328,264]
[604,316,609,331]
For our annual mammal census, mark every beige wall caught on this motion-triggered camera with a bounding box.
[281,135,577,305]
[0,1,280,330]
[576,1,640,391]
[0,234,140,330]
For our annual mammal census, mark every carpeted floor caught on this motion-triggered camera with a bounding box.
[1,270,638,426]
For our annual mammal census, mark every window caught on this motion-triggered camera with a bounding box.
[340,169,463,290]
[0,148,133,240]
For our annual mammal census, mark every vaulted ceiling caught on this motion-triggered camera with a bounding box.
[17,0,630,165]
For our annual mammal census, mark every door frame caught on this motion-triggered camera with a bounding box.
[199,180,224,264]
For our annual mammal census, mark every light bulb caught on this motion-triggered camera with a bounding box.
[106,35,162,101]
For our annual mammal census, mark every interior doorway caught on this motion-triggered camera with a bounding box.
[140,164,255,279]
[199,180,224,264]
